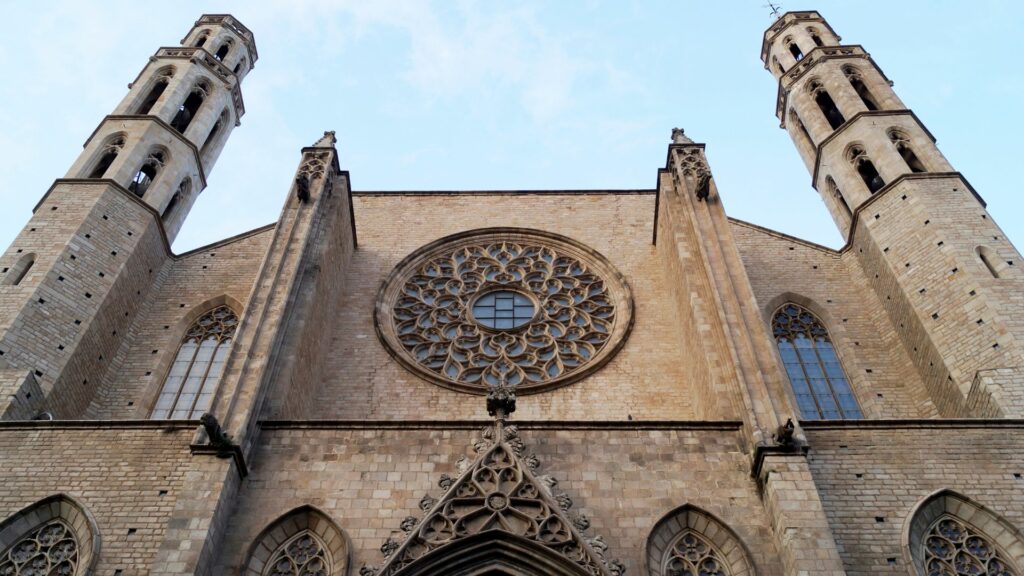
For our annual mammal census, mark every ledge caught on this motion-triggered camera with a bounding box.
[800,418,1024,430]
[352,189,656,197]
[0,419,198,430]
[259,419,745,431]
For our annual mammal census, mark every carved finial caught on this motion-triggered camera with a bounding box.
[312,130,337,148]
[671,127,693,145]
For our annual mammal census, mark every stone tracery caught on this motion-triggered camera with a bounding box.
[924,516,1017,576]
[0,519,80,576]
[377,229,633,394]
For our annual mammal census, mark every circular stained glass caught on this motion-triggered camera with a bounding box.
[471,290,536,330]
[375,228,634,395]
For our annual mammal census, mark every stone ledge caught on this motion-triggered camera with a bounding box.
[259,419,744,431]
[800,418,1024,430]
[0,419,198,430]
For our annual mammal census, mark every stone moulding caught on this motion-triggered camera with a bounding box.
[375,228,634,395]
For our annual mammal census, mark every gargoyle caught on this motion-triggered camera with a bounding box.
[199,412,234,455]
[295,173,310,203]
[774,417,796,447]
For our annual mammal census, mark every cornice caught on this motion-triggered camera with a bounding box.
[82,115,209,189]
[132,48,246,124]
[259,419,744,431]
[760,11,842,66]
[800,418,1024,430]
[351,189,656,197]
[0,419,197,430]
[189,14,258,65]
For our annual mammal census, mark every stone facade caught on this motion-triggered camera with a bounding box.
[0,9,1021,576]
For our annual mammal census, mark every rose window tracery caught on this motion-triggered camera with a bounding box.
[924,516,1018,576]
[663,530,730,576]
[376,229,633,394]
[0,520,79,576]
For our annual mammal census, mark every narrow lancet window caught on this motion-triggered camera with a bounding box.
[786,37,804,60]
[789,109,815,153]
[201,110,228,156]
[88,136,125,179]
[844,66,880,111]
[3,254,35,286]
[194,32,209,48]
[809,79,845,129]
[888,129,927,173]
[772,304,862,420]
[151,305,238,419]
[978,246,1002,278]
[827,176,852,221]
[809,28,824,47]
[170,81,210,134]
[847,144,885,193]
[164,179,189,221]
[214,40,231,61]
[135,67,174,115]
[128,150,165,198]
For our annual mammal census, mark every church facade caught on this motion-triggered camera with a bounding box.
[0,10,1022,576]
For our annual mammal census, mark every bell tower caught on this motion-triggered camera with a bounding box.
[763,11,1024,416]
[0,15,256,419]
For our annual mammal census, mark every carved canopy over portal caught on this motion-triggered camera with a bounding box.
[375,228,633,395]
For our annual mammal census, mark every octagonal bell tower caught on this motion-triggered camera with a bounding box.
[763,11,1024,417]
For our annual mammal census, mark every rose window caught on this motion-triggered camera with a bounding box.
[376,229,633,394]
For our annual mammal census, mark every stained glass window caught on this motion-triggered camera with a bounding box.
[772,304,861,420]
[663,530,731,576]
[471,290,535,330]
[925,516,1018,576]
[151,305,238,419]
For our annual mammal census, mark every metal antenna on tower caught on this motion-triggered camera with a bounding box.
[764,2,783,19]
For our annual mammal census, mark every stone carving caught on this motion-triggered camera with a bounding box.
[0,519,79,576]
[199,412,234,456]
[359,567,378,576]
[664,530,731,576]
[924,516,1018,576]
[263,530,330,576]
[377,230,633,395]
[295,174,310,203]
[298,152,329,181]
[399,516,419,533]
[417,495,435,512]
[673,148,713,202]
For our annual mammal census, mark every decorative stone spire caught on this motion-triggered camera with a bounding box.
[362,387,625,576]
[671,127,694,145]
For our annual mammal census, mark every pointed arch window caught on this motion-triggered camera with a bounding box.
[214,39,232,61]
[201,109,229,156]
[135,67,174,115]
[263,531,331,576]
[151,305,238,419]
[128,149,166,198]
[88,135,125,179]
[843,66,880,111]
[808,79,845,129]
[924,516,1019,575]
[826,176,852,221]
[0,496,98,576]
[170,80,210,134]
[243,507,348,576]
[847,144,885,193]
[164,178,190,222]
[772,304,861,420]
[888,128,927,173]
[645,505,755,576]
[194,31,209,48]
[808,27,824,47]
[0,519,80,575]
[785,36,804,61]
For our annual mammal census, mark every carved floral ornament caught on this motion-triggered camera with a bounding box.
[375,229,634,395]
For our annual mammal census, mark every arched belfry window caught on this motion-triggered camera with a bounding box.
[88,135,125,179]
[170,80,210,134]
[164,178,190,221]
[808,79,845,130]
[151,305,238,419]
[128,149,166,198]
[846,144,885,193]
[135,67,174,115]
[789,108,814,153]
[887,128,927,173]
[785,36,804,60]
[772,304,861,420]
[214,39,232,61]
[202,109,229,156]
[194,31,209,48]
[808,27,824,47]
[843,66,880,111]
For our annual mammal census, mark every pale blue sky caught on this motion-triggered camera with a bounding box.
[0,1,1021,253]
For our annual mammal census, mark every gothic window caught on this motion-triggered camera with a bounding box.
[826,176,852,221]
[0,495,99,576]
[887,128,927,173]
[135,67,174,115]
[843,66,880,111]
[2,253,35,286]
[170,80,210,134]
[150,305,238,419]
[375,229,634,395]
[772,304,861,420]
[924,516,1018,575]
[785,36,804,60]
[808,79,845,129]
[263,531,330,576]
[846,144,885,193]
[164,178,190,221]
[773,56,784,75]
[242,507,348,576]
[194,31,210,48]
[201,109,229,156]
[789,109,814,152]
[646,505,755,576]
[128,149,166,198]
[234,57,247,75]
[907,490,1024,576]
[87,135,125,179]
[808,27,824,47]
[214,39,232,61]
[0,519,80,575]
